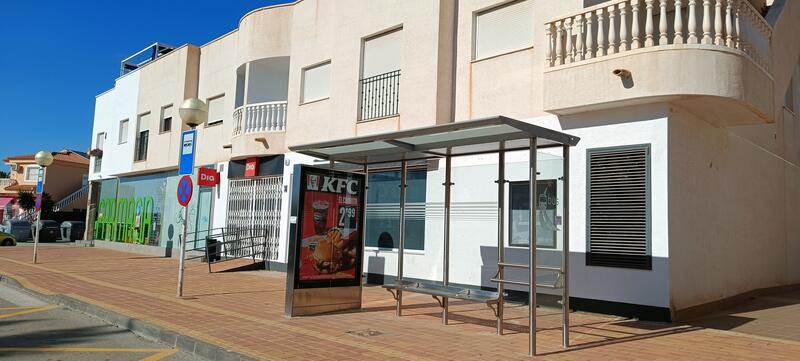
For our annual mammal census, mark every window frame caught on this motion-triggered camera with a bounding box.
[472,0,535,61]
[160,104,173,133]
[300,60,332,105]
[363,165,427,252]
[358,26,403,122]
[118,119,129,144]
[507,179,559,249]
[205,94,225,126]
[24,165,41,182]
[585,144,652,270]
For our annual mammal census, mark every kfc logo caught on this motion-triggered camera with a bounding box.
[307,175,320,191]
[306,173,358,195]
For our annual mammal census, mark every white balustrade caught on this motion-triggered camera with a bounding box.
[232,101,288,136]
[545,0,772,72]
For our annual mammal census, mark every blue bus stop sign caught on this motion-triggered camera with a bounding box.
[177,176,193,207]
[36,168,44,194]
[179,130,196,176]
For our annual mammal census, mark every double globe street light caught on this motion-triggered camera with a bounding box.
[32,150,54,264]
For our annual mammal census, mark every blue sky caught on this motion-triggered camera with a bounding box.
[0,0,289,170]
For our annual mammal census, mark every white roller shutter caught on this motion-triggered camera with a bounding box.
[363,29,402,78]
[207,95,225,125]
[474,0,534,60]
[302,62,331,103]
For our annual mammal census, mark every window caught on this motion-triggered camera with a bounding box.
[474,0,534,60]
[160,105,173,132]
[587,145,651,270]
[134,113,150,161]
[365,168,426,250]
[301,61,331,103]
[508,180,558,248]
[93,132,104,173]
[361,28,402,120]
[24,165,40,182]
[118,119,129,144]
[206,95,225,125]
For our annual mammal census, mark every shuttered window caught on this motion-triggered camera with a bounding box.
[302,61,331,103]
[474,0,534,60]
[587,145,651,270]
[363,28,402,78]
[207,95,225,125]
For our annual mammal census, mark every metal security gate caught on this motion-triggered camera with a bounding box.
[226,176,283,260]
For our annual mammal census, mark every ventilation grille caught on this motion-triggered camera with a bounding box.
[587,146,651,270]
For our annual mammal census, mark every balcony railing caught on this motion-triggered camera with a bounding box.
[0,178,11,189]
[360,70,400,121]
[545,0,772,72]
[232,101,288,136]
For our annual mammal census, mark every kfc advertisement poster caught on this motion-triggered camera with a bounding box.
[295,167,365,288]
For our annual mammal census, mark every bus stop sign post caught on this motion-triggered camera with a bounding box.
[177,129,196,298]
[177,175,193,297]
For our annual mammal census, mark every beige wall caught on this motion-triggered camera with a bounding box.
[43,162,86,201]
[130,45,200,174]
[454,0,579,121]
[196,31,238,165]
[284,0,457,147]
[667,106,799,311]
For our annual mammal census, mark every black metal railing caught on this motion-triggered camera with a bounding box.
[359,70,400,121]
[183,226,269,273]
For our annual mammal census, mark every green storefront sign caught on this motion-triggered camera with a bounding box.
[94,196,154,244]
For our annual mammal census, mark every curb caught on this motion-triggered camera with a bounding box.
[0,274,258,361]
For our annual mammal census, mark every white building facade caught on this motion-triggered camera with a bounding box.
[87,0,800,321]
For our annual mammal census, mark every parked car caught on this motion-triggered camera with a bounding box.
[31,220,61,242]
[0,231,16,246]
[2,220,31,241]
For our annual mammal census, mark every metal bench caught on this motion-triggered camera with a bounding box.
[383,280,503,316]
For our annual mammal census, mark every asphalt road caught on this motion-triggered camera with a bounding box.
[0,283,200,361]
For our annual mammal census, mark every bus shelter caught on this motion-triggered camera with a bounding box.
[290,116,579,356]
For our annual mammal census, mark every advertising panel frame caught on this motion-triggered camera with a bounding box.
[285,164,366,317]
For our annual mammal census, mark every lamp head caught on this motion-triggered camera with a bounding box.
[179,98,208,128]
[34,151,54,167]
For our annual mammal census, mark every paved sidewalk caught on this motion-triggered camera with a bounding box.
[0,246,798,360]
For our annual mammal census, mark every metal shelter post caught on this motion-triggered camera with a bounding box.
[396,160,408,316]
[442,154,452,325]
[496,144,506,335]
[562,145,570,348]
[529,138,538,357]
[363,164,369,290]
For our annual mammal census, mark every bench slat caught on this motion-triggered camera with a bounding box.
[382,282,500,303]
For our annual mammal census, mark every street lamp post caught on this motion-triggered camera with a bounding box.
[176,98,207,297]
[32,150,54,264]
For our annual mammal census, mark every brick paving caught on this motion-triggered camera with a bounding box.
[0,245,799,360]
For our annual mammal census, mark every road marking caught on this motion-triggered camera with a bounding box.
[0,347,177,361]
[0,305,57,319]
[0,257,429,361]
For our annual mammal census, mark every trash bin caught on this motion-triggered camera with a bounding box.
[206,237,220,262]
[60,221,86,242]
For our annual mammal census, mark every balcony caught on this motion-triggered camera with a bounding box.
[543,0,774,125]
[0,178,11,189]
[232,101,288,135]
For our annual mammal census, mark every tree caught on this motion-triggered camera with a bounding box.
[16,191,55,218]
[17,191,35,211]
[0,170,8,178]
